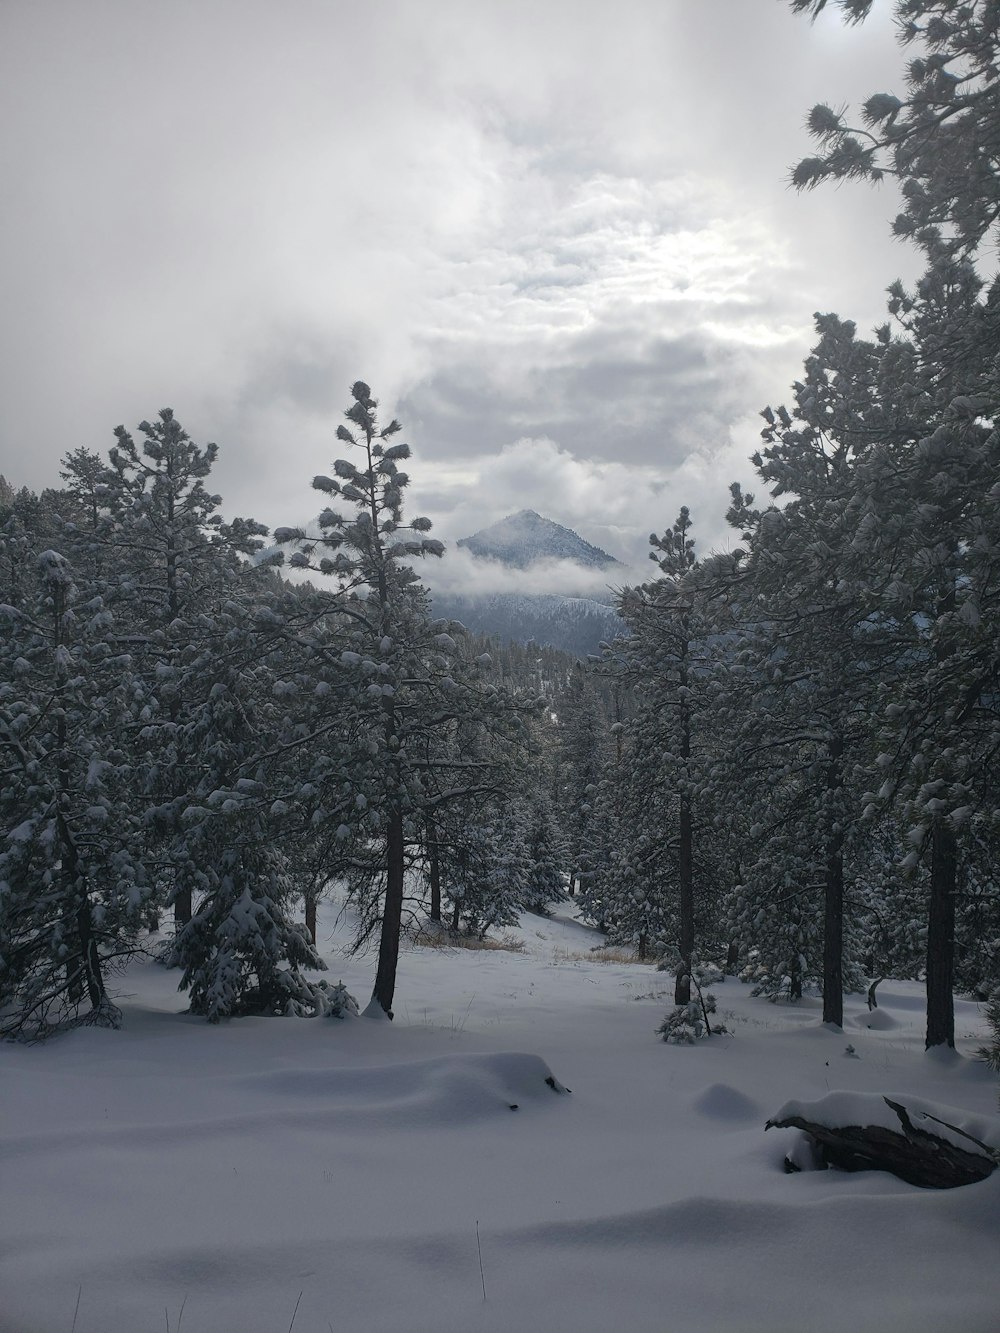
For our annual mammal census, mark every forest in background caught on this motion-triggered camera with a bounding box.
[2,0,1000,1083]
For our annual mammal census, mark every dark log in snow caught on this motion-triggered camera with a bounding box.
[766,1093,999,1189]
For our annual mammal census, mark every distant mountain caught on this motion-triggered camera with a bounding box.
[434,511,626,655]
[457,509,621,570]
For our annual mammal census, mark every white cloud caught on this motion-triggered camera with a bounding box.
[412,431,756,586]
[1,0,914,561]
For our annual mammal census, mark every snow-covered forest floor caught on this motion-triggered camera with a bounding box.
[3,898,998,1333]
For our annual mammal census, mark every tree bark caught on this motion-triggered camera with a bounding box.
[76,889,106,1011]
[174,886,192,928]
[926,821,957,1049]
[822,735,844,1027]
[674,637,694,1006]
[821,853,844,1026]
[675,793,694,1004]
[371,805,405,1018]
[427,822,441,924]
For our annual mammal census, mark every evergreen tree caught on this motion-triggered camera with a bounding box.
[780,0,1000,1043]
[278,382,532,1016]
[520,786,568,915]
[98,411,271,931]
[553,666,609,897]
[612,514,735,1000]
[0,542,149,1037]
[789,0,1000,264]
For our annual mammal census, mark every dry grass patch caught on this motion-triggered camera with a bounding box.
[412,927,526,954]
[553,945,654,965]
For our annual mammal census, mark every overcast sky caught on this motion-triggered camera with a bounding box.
[1,0,915,590]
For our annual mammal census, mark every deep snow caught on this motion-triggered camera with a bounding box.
[2,899,998,1333]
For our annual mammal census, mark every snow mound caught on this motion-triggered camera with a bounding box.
[851,1007,899,1030]
[237,1051,569,1125]
[692,1082,761,1123]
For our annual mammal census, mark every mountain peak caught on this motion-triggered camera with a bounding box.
[457,511,620,570]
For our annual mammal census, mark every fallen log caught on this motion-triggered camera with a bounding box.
[766,1092,999,1189]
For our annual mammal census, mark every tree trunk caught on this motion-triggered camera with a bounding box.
[305,894,317,945]
[674,634,694,1007]
[822,848,844,1026]
[675,792,694,1004]
[427,823,441,924]
[725,939,739,973]
[174,886,192,928]
[822,736,844,1027]
[926,821,956,1049]
[61,819,106,1012]
[76,890,106,1010]
[371,805,405,1018]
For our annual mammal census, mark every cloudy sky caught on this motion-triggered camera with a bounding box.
[1,0,914,590]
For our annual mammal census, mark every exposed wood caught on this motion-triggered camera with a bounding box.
[766,1096,997,1189]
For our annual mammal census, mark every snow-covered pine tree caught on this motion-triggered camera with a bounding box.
[277,382,533,1016]
[721,316,898,1023]
[553,665,610,898]
[56,414,327,1022]
[99,411,271,930]
[786,0,1000,1046]
[437,799,529,937]
[788,0,1000,266]
[520,785,568,915]
[613,513,735,1001]
[0,538,149,1037]
[162,589,336,1021]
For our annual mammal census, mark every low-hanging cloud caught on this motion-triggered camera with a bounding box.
[411,431,755,581]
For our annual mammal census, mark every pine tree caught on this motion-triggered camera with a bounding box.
[162,590,335,1021]
[553,666,609,897]
[789,0,1000,264]
[99,411,271,930]
[786,0,1000,1047]
[278,383,533,1016]
[0,541,149,1037]
[613,514,735,1000]
[520,786,568,915]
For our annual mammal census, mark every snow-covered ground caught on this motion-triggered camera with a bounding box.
[2,899,998,1333]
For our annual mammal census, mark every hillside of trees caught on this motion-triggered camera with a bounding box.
[2,1,999,1079]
